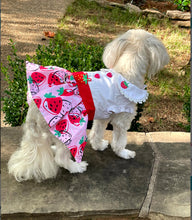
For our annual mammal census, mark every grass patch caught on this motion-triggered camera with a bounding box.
[58,0,190,131]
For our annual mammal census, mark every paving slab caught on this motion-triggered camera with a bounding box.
[1,128,190,219]
[1,127,154,218]
[149,142,190,217]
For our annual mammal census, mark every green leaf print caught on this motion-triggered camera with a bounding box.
[28,76,33,84]
[44,93,56,98]
[57,87,64,96]
[54,130,61,137]
[80,117,86,126]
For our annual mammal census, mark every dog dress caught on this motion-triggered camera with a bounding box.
[26,62,148,162]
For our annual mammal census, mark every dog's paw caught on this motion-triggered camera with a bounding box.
[91,139,109,151]
[117,149,136,159]
[69,161,88,174]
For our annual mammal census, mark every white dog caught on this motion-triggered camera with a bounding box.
[8,29,169,182]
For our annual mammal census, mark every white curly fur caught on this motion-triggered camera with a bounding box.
[8,29,169,182]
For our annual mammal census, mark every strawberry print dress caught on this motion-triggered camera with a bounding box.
[26,62,149,163]
[26,62,88,163]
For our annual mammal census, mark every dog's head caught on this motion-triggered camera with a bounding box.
[102,29,169,86]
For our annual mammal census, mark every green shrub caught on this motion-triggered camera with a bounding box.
[35,33,105,72]
[174,0,190,11]
[182,85,190,131]
[128,103,144,131]
[1,40,28,126]
[2,36,144,130]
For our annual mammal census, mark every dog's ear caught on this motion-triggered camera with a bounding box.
[146,36,170,78]
[102,38,128,69]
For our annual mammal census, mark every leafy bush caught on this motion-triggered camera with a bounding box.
[2,36,144,130]
[174,0,190,11]
[182,85,190,131]
[128,103,144,131]
[1,40,28,126]
[35,33,105,72]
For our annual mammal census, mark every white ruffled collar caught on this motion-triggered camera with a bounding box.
[101,69,149,104]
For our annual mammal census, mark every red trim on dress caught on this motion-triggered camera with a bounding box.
[73,72,95,120]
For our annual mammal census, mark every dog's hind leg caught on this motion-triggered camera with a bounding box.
[89,119,110,151]
[110,113,136,159]
[8,103,59,182]
[54,141,88,173]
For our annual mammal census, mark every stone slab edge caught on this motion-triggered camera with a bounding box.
[1,128,190,219]
[138,132,190,219]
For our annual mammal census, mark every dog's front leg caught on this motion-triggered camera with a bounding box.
[111,113,136,159]
[89,119,110,151]
[54,142,88,173]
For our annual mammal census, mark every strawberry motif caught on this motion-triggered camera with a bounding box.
[68,106,86,126]
[106,72,113,78]
[31,72,46,85]
[121,81,129,89]
[30,81,39,95]
[82,109,87,117]
[68,115,86,126]
[39,66,48,70]
[94,73,100,79]
[48,116,61,127]
[43,93,62,115]
[34,97,42,108]
[66,75,77,87]
[69,146,78,157]
[54,130,72,145]
[28,76,40,95]
[57,87,74,96]
[60,100,72,115]
[56,119,69,133]
[48,71,65,87]
[68,114,80,126]
[79,136,87,151]
[74,72,92,84]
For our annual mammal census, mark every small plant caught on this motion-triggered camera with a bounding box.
[129,103,144,131]
[174,0,190,11]
[1,40,28,126]
[182,85,190,131]
[35,32,105,72]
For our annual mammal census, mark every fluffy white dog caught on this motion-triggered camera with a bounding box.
[8,29,169,182]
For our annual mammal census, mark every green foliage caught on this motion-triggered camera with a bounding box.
[1,40,28,126]
[129,103,144,131]
[35,33,105,72]
[174,0,191,11]
[182,85,190,131]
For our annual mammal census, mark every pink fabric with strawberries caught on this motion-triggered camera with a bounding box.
[26,62,88,163]
[26,62,149,163]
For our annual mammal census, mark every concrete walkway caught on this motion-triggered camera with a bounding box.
[1,127,190,219]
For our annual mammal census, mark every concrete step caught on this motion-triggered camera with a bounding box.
[1,127,190,219]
